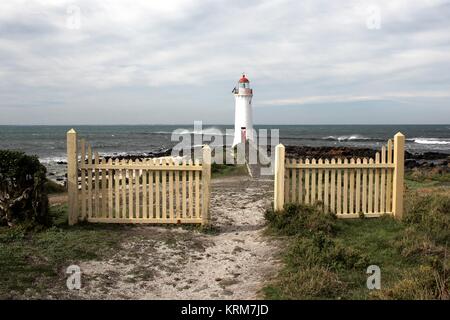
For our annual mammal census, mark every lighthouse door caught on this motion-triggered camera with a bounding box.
[240,127,247,143]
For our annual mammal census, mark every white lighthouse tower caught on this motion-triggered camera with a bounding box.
[232,74,254,147]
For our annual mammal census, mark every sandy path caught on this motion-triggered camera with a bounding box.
[56,176,280,299]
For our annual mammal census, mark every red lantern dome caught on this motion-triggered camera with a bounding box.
[239,74,249,83]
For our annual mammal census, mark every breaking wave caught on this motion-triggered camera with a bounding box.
[412,138,450,145]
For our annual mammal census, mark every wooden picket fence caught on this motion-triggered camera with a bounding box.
[274,133,405,218]
[66,129,211,225]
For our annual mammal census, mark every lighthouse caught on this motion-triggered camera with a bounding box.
[232,74,254,147]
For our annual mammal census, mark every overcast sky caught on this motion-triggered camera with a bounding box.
[0,0,449,125]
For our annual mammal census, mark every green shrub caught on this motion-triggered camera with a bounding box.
[372,264,449,300]
[44,180,66,194]
[404,192,450,245]
[286,236,369,272]
[0,150,49,227]
[395,227,446,261]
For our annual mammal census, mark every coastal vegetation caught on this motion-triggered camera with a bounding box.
[264,168,450,300]
[0,150,49,227]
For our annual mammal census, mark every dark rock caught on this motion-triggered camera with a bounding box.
[102,148,173,162]
[405,160,419,169]
[409,152,449,160]
[283,145,376,159]
[283,145,449,169]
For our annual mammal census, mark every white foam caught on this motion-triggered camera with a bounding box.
[413,138,450,145]
[323,134,370,141]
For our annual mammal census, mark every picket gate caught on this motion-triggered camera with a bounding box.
[67,129,211,225]
[274,133,405,218]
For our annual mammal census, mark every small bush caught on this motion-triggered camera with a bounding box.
[372,265,449,300]
[265,266,346,300]
[404,192,450,245]
[0,150,49,227]
[265,203,337,236]
[44,180,66,194]
[395,227,446,261]
[286,236,369,272]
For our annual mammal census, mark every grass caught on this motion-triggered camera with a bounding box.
[405,168,450,190]
[44,179,66,194]
[264,170,450,300]
[211,163,248,178]
[0,204,128,298]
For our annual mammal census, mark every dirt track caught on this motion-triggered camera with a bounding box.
[52,176,280,299]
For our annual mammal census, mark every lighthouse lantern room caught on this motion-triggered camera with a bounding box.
[232,74,254,147]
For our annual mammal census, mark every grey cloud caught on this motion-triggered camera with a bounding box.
[0,0,449,124]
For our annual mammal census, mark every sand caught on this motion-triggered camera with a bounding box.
[46,176,281,299]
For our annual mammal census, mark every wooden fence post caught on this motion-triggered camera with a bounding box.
[202,145,211,225]
[67,129,79,225]
[274,144,285,211]
[392,132,405,219]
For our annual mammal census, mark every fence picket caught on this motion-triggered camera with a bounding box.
[148,160,154,219]
[349,158,355,214]
[356,158,361,214]
[135,160,140,219]
[155,159,161,219]
[324,159,329,209]
[362,158,368,213]
[101,158,107,218]
[143,164,148,219]
[298,159,303,203]
[304,159,310,204]
[386,139,393,212]
[80,139,86,219]
[380,146,386,213]
[330,159,336,212]
[188,160,193,217]
[129,160,136,219]
[285,159,290,203]
[161,159,167,219]
[374,153,380,213]
[114,160,120,219]
[318,159,323,202]
[108,159,113,218]
[121,161,127,219]
[343,158,348,214]
[368,158,374,213]
[291,160,297,203]
[311,159,316,204]
[336,158,342,214]
[94,152,100,218]
[87,144,93,218]
[182,160,187,218]
[175,160,180,219]
[195,159,201,218]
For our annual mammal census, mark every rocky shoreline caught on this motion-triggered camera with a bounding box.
[284,145,449,170]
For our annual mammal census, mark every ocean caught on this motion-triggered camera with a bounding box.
[1,125,449,181]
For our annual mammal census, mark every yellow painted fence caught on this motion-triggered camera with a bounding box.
[274,133,405,218]
[67,129,211,225]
